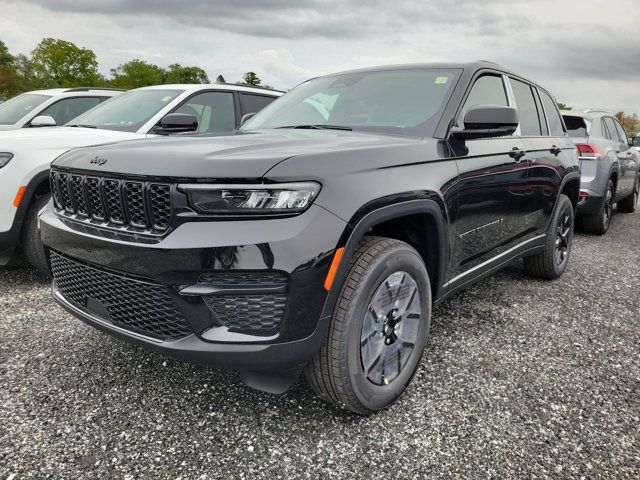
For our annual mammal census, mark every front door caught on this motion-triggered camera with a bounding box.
[448,73,529,278]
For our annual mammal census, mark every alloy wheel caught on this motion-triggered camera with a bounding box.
[554,210,572,266]
[360,271,421,386]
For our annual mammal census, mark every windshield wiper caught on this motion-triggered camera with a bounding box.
[67,124,98,129]
[276,124,352,131]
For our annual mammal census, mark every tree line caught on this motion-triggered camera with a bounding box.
[0,38,272,99]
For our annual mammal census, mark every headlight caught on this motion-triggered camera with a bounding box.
[0,152,13,168]
[179,182,321,215]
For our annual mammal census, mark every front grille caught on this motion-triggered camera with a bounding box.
[51,252,191,340]
[200,271,288,333]
[50,169,173,234]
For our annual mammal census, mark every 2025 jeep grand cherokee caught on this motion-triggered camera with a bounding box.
[40,62,580,414]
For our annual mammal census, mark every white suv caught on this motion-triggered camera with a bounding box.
[0,88,122,130]
[0,83,283,274]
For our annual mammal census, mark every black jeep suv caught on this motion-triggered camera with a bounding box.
[40,62,580,414]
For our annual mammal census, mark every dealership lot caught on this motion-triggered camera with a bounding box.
[1,211,638,479]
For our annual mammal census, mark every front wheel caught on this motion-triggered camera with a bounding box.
[524,193,574,280]
[305,237,431,414]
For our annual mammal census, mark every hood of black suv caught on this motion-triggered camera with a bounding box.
[52,129,423,179]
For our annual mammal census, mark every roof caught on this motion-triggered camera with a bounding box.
[560,109,613,119]
[307,61,553,95]
[26,87,123,95]
[135,83,284,95]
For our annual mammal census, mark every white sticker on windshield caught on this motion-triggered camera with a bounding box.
[162,96,173,102]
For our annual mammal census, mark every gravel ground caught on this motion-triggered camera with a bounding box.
[1,210,639,479]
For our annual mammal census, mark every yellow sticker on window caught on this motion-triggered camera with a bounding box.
[434,76,448,84]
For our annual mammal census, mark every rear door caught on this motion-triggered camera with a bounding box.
[517,83,575,234]
[451,73,529,277]
[611,118,638,197]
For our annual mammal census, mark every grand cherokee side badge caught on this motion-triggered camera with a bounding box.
[89,156,108,166]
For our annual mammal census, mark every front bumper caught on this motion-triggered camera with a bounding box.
[41,204,348,371]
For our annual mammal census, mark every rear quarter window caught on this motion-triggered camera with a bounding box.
[240,93,277,115]
[539,90,565,136]
[563,115,590,138]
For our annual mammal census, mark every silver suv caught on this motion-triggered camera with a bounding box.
[562,111,639,234]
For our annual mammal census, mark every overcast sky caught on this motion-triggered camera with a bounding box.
[1,0,639,114]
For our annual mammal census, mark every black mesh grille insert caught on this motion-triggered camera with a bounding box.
[58,172,73,213]
[50,170,63,209]
[204,294,286,332]
[50,168,172,234]
[51,251,191,340]
[86,177,105,220]
[103,179,124,224]
[199,271,289,333]
[149,184,172,230]
[124,181,147,228]
[71,175,88,216]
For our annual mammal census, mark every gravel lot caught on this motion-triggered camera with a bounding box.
[1,210,639,479]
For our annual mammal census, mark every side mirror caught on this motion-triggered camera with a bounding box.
[156,113,198,134]
[451,105,518,140]
[240,112,256,126]
[30,115,57,127]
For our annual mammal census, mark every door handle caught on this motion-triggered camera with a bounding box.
[550,145,561,155]
[509,147,526,162]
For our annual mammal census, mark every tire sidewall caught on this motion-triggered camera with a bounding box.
[342,246,431,411]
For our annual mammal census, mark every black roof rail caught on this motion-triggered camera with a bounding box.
[63,87,126,93]
[217,83,286,94]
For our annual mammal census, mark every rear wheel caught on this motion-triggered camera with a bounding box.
[524,194,574,280]
[617,180,638,213]
[305,237,431,414]
[20,194,51,277]
[579,180,614,235]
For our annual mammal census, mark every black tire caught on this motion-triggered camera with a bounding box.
[524,194,574,280]
[305,236,431,414]
[579,180,614,235]
[617,180,638,214]
[20,194,51,277]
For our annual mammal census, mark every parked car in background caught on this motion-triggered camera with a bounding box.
[0,84,282,274]
[562,111,639,234]
[41,62,580,414]
[0,88,122,130]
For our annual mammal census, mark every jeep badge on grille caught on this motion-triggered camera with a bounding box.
[89,156,108,166]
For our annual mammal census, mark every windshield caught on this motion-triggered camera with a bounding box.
[67,89,184,132]
[242,68,460,136]
[0,93,51,125]
[634,136,640,147]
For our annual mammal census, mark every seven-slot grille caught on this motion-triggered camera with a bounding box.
[50,169,173,233]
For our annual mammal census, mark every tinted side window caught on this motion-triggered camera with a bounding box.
[460,74,508,122]
[539,90,565,136]
[240,93,276,115]
[39,97,101,125]
[510,79,541,136]
[613,119,628,144]
[533,89,548,135]
[173,91,236,133]
[603,117,618,141]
